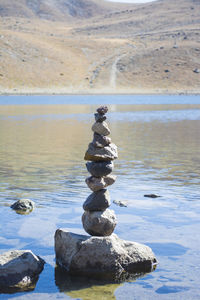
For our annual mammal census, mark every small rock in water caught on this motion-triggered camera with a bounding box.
[97,106,108,115]
[83,189,110,211]
[193,68,200,73]
[113,200,127,207]
[86,161,114,177]
[94,113,106,123]
[92,121,110,136]
[84,142,118,161]
[11,199,35,213]
[144,194,161,198]
[86,175,116,192]
[82,209,117,236]
[92,132,111,148]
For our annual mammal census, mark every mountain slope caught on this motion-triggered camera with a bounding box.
[0,0,200,94]
[0,0,131,21]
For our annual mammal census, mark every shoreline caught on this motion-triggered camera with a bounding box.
[1,88,200,96]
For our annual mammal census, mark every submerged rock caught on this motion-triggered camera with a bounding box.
[86,161,114,177]
[11,199,35,213]
[0,250,45,292]
[92,121,110,136]
[54,230,157,279]
[84,143,118,161]
[85,175,116,192]
[83,189,110,211]
[113,200,128,207]
[144,194,161,198]
[82,209,117,236]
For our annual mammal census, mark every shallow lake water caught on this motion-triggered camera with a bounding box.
[0,95,200,299]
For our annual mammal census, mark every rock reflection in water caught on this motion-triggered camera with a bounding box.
[55,264,157,300]
[0,277,38,295]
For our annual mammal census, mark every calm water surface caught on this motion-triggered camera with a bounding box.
[0,95,200,299]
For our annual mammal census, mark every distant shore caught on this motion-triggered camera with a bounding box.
[1,87,200,96]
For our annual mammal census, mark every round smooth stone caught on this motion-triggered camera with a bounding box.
[92,122,110,136]
[85,175,117,192]
[83,189,110,211]
[86,161,114,177]
[82,209,117,236]
[92,132,111,148]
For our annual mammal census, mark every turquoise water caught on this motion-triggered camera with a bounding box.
[0,95,200,299]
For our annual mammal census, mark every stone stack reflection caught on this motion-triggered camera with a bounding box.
[82,106,118,236]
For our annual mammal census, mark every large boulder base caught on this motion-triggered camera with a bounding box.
[54,230,157,280]
[82,209,117,236]
[0,250,45,292]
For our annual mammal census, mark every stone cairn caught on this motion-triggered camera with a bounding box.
[82,105,118,237]
[54,106,157,280]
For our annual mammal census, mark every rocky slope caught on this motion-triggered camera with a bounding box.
[0,0,200,94]
[0,0,128,21]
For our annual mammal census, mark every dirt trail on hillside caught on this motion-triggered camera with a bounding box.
[110,53,126,89]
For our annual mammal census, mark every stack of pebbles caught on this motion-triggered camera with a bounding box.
[54,106,157,279]
[82,106,118,236]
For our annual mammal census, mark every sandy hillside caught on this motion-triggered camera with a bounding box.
[0,0,200,94]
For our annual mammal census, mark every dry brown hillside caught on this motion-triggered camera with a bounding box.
[0,0,200,94]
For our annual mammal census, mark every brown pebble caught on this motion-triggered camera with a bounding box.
[97,106,108,115]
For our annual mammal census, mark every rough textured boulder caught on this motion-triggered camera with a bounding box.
[86,161,114,177]
[54,230,157,280]
[83,189,110,211]
[0,250,45,292]
[92,121,110,136]
[82,209,117,236]
[85,175,116,192]
[11,199,35,213]
[84,143,118,161]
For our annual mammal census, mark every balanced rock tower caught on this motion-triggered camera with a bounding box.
[82,106,118,237]
[55,106,157,280]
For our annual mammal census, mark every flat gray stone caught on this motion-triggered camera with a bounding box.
[92,132,111,148]
[92,121,110,136]
[84,143,118,161]
[82,209,117,236]
[86,161,114,177]
[0,250,45,291]
[54,230,157,280]
[85,175,116,192]
[83,189,110,211]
